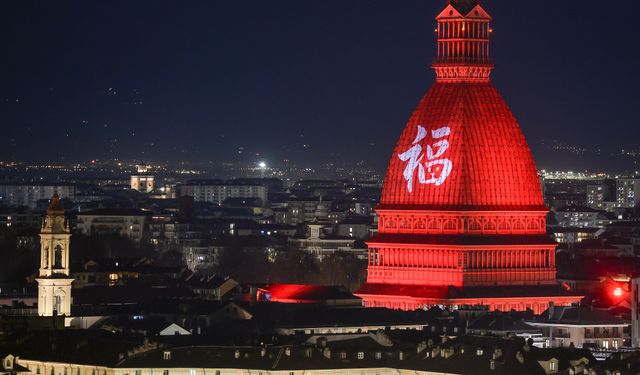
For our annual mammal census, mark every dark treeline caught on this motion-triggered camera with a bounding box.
[0,227,366,292]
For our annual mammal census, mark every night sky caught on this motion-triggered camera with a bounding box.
[2,1,639,171]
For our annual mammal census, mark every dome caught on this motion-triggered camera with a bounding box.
[379,82,545,211]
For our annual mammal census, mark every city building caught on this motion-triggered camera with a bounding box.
[182,245,222,272]
[545,192,588,211]
[7,333,599,375]
[76,208,151,242]
[616,178,640,208]
[334,215,373,239]
[36,193,73,317]
[550,227,601,244]
[176,179,267,205]
[466,311,544,347]
[181,274,239,301]
[355,0,581,313]
[0,206,41,229]
[130,163,155,193]
[288,224,365,259]
[0,184,77,208]
[586,179,617,210]
[554,205,603,228]
[527,305,629,350]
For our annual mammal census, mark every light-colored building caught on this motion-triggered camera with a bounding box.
[0,184,76,208]
[177,180,267,205]
[131,175,155,193]
[288,224,366,259]
[554,205,603,228]
[183,245,222,271]
[130,163,155,193]
[36,193,73,317]
[551,227,601,244]
[528,305,629,350]
[76,208,150,242]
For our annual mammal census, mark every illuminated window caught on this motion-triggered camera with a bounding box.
[108,273,119,286]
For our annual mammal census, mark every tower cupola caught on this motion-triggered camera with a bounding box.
[433,0,493,83]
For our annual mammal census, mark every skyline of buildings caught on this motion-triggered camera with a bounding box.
[2,1,640,374]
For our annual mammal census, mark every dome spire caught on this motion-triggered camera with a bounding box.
[433,0,493,83]
[46,191,64,215]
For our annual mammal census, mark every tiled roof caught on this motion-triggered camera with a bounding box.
[468,312,540,333]
[535,306,626,325]
[379,82,544,211]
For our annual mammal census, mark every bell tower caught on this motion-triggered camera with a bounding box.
[36,192,73,317]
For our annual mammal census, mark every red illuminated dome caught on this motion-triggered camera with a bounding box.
[356,0,582,313]
[380,83,545,211]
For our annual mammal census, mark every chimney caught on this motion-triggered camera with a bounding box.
[322,348,331,359]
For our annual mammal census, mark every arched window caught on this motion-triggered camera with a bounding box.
[443,220,457,231]
[513,221,525,231]
[399,219,411,229]
[428,220,442,230]
[468,220,481,231]
[498,220,510,232]
[54,294,63,315]
[54,245,63,268]
[483,220,497,232]
[43,247,49,269]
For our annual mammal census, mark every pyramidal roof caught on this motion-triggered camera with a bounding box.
[448,0,480,15]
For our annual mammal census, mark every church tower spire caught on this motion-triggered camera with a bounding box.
[433,0,493,83]
[36,192,73,317]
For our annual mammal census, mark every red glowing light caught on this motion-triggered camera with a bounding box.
[613,287,623,297]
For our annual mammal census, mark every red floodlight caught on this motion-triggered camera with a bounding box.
[613,287,624,297]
